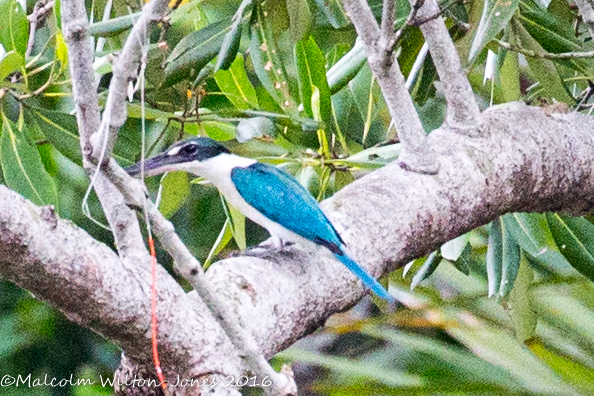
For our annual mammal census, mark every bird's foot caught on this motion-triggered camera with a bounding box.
[239,238,295,258]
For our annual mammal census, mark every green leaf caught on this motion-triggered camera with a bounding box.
[441,233,470,261]
[249,3,299,117]
[332,170,354,191]
[546,213,594,282]
[295,37,334,124]
[411,251,443,290]
[506,252,536,342]
[227,201,246,250]
[158,171,190,218]
[500,51,521,102]
[326,40,367,94]
[164,20,232,87]
[1,114,57,207]
[278,347,422,387]
[341,144,400,168]
[198,121,236,141]
[28,107,134,166]
[215,0,252,71]
[451,241,472,275]
[499,217,520,298]
[28,108,82,165]
[347,64,389,145]
[88,12,141,37]
[287,0,311,42]
[518,0,594,76]
[502,212,570,273]
[448,320,580,395]
[486,219,503,297]
[0,50,23,82]
[468,0,520,62]
[214,54,258,110]
[312,0,349,29]
[0,0,28,56]
[236,117,275,142]
[510,18,575,104]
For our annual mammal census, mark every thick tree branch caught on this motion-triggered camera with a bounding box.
[1,103,593,395]
[409,0,481,133]
[104,162,297,395]
[61,0,296,391]
[0,186,243,395]
[341,0,438,173]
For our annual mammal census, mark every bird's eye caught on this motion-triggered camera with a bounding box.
[183,144,198,154]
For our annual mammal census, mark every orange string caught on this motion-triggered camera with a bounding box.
[149,236,167,389]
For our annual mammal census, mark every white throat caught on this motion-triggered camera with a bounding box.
[184,153,256,186]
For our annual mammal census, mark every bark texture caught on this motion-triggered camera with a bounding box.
[0,102,592,394]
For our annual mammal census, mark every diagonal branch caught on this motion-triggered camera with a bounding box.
[341,0,438,174]
[61,0,297,391]
[104,162,297,395]
[409,0,481,133]
[381,0,397,47]
[1,103,593,395]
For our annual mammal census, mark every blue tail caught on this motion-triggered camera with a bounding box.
[334,253,394,303]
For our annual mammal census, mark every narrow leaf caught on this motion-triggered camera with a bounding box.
[326,40,367,94]
[215,0,252,71]
[88,12,141,37]
[0,0,28,56]
[249,4,299,117]
[486,219,503,297]
[502,212,570,272]
[441,233,470,261]
[499,218,521,297]
[468,0,520,61]
[312,0,349,29]
[0,50,23,82]
[158,171,190,218]
[1,115,57,206]
[164,20,232,87]
[411,251,443,290]
[214,54,258,110]
[506,252,536,342]
[546,213,594,282]
[511,18,574,104]
[203,218,234,269]
[287,0,311,42]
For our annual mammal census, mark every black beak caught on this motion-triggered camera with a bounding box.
[125,152,179,177]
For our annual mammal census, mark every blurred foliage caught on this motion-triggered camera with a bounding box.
[0,0,594,394]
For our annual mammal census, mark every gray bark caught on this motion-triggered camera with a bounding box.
[1,102,593,394]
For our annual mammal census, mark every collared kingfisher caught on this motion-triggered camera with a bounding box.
[126,137,394,302]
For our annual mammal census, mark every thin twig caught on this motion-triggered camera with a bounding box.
[381,0,397,49]
[407,0,481,132]
[26,0,55,59]
[392,0,425,50]
[340,0,438,173]
[105,162,298,395]
[495,38,594,59]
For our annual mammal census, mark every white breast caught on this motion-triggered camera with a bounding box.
[188,154,306,245]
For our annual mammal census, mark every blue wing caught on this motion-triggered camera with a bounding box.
[231,163,343,249]
[231,162,394,303]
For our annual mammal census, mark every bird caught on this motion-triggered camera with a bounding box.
[126,137,394,302]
